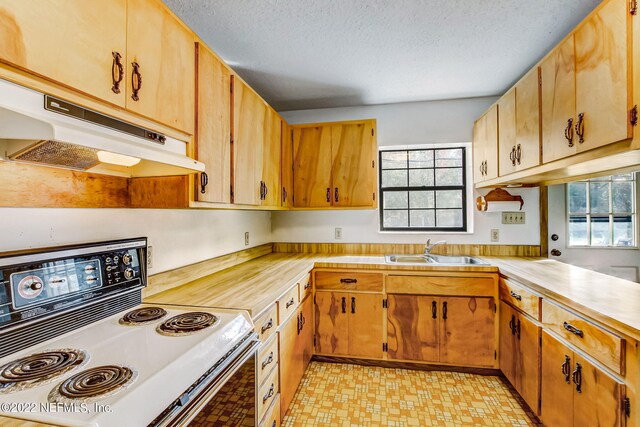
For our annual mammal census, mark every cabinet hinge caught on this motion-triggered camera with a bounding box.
[230,136,234,145]
[382,343,388,352]
[230,81,234,93]
[631,105,638,126]
[372,160,375,168]
[631,0,638,15]
[623,397,631,417]
[373,192,376,201]
[382,299,388,308]
[371,128,374,136]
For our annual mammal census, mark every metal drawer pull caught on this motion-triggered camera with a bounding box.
[565,118,574,147]
[510,291,522,301]
[263,384,274,403]
[326,188,331,203]
[261,319,273,334]
[562,355,571,384]
[341,297,346,313]
[304,281,311,290]
[111,51,123,94]
[340,278,357,284]
[131,61,142,101]
[509,315,516,335]
[515,319,521,339]
[575,113,585,144]
[572,363,582,393]
[442,301,448,320]
[286,298,295,309]
[351,297,356,314]
[431,300,437,319]
[261,352,273,370]
[563,322,584,338]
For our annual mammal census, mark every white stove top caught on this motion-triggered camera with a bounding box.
[0,303,254,427]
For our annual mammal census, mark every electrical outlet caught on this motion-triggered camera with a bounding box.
[335,227,342,240]
[147,246,153,269]
[244,232,250,246]
[490,229,500,242]
[502,212,526,224]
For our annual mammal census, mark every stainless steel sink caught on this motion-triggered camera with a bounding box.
[385,254,488,265]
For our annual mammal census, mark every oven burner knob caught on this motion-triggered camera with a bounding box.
[123,268,134,280]
[30,281,43,291]
[18,276,44,299]
[122,253,132,265]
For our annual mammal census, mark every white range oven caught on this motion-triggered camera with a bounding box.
[0,238,259,426]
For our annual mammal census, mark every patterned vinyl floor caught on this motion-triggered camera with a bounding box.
[282,362,541,427]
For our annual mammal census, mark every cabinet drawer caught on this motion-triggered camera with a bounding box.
[300,273,312,301]
[386,275,495,296]
[499,278,541,320]
[255,304,278,343]
[278,284,300,325]
[315,271,383,291]
[258,335,279,386]
[259,394,281,427]
[258,364,279,420]
[542,300,624,374]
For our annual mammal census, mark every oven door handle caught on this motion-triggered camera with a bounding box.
[150,332,260,427]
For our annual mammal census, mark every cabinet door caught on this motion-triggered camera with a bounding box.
[541,331,574,427]
[278,314,301,421]
[575,0,631,152]
[483,105,499,180]
[292,126,332,207]
[314,291,348,355]
[499,301,517,386]
[472,116,486,184]
[573,353,625,427]
[0,0,126,106]
[498,90,517,177]
[439,297,495,366]
[515,313,541,415]
[541,36,577,163]
[126,0,195,133]
[298,295,314,373]
[262,108,281,207]
[281,122,293,208]
[331,121,376,207]
[387,295,439,362]
[233,79,264,206]
[195,44,230,203]
[348,293,383,358]
[515,68,541,171]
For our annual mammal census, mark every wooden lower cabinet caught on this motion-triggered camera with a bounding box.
[541,330,625,426]
[387,294,495,367]
[314,291,383,358]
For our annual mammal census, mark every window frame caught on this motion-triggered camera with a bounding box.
[565,173,638,248]
[378,147,468,232]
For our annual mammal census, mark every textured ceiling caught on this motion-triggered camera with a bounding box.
[163,0,601,111]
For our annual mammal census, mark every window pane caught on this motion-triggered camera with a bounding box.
[436,209,463,227]
[613,173,634,181]
[383,191,408,209]
[589,182,609,214]
[568,216,588,246]
[435,149,463,167]
[381,151,407,169]
[383,210,408,228]
[408,150,433,168]
[613,216,634,246]
[436,190,463,208]
[409,191,434,209]
[591,216,611,246]
[612,182,633,213]
[410,210,435,228]
[409,169,434,187]
[435,168,463,186]
[382,170,407,187]
[568,182,587,214]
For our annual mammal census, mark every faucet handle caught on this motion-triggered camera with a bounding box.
[425,238,432,246]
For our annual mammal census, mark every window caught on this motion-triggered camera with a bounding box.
[379,147,467,231]
[567,173,637,247]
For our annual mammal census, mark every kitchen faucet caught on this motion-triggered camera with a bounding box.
[424,239,446,254]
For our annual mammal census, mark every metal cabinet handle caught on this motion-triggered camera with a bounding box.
[264,183,268,198]
[341,297,346,313]
[271,421,276,427]
[442,301,448,320]
[509,146,516,166]
[297,313,302,335]
[261,318,273,334]
[572,363,582,393]
[326,188,331,203]
[282,187,287,203]
[432,300,437,319]
[565,118,574,147]
[575,113,585,144]
[131,61,142,101]
[334,187,339,202]
[562,355,571,384]
[515,318,521,339]
[509,315,516,335]
[200,172,209,194]
[340,278,357,284]
[351,297,356,314]
[262,384,274,403]
[510,291,522,301]
[286,298,295,309]
[111,51,124,94]
[304,281,311,290]
[515,144,522,165]
[563,321,584,338]
[261,352,273,370]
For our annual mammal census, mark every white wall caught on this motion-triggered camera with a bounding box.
[274,97,541,245]
[0,209,272,275]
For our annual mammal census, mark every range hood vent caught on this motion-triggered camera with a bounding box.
[0,79,205,177]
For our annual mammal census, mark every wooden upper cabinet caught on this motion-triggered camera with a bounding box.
[281,121,293,208]
[0,0,127,106]
[541,36,577,163]
[514,68,541,171]
[575,0,632,152]
[233,78,265,206]
[473,105,498,183]
[261,108,282,207]
[293,126,333,208]
[498,90,517,177]
[195,44,230,203]
[126,0,195,134]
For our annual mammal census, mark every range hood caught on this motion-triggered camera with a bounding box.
[0,79,205,177]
